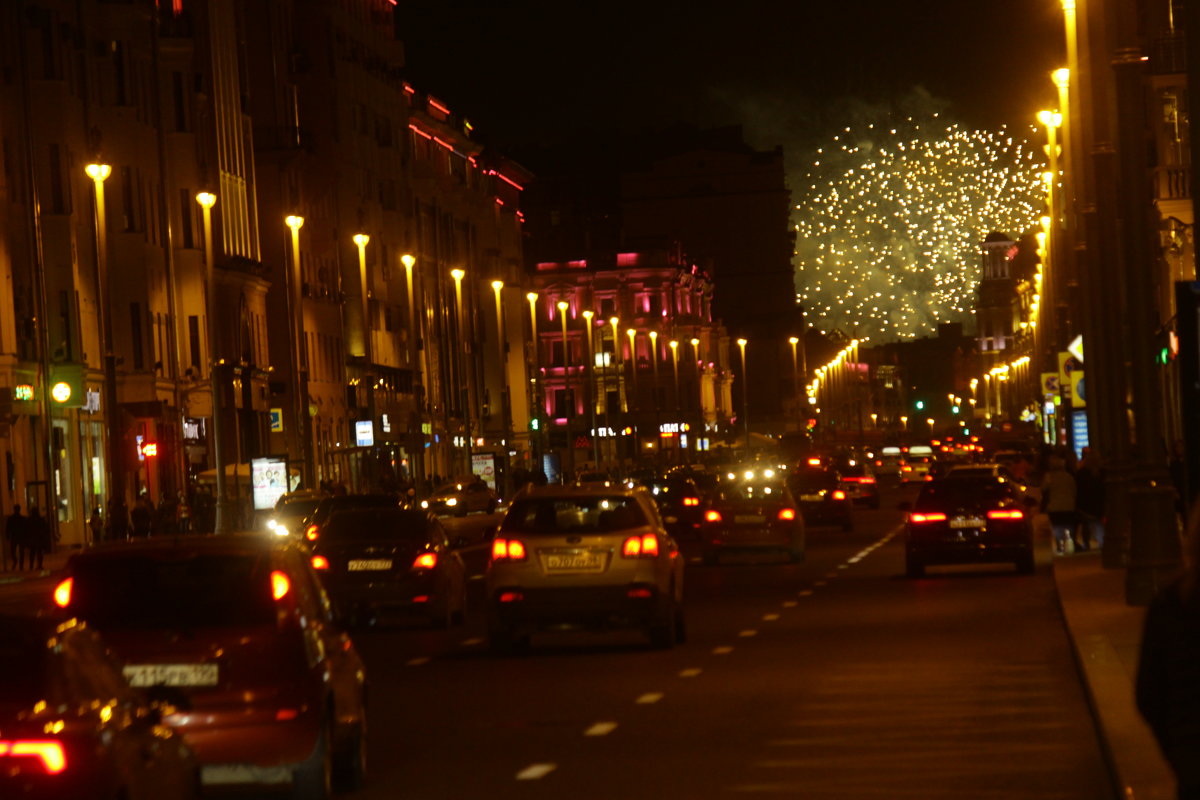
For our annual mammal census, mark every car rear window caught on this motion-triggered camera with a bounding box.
[840,464,870,478]
[276,498,321,518]
[323,509,430,542]
[70,553,278,629]
[503,497,647,534]
[717,481,790,502]
[790,469,839,491]
[915,479,1015,508]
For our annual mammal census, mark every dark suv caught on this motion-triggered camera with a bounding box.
[789,464,854,530]
[54,535,367,798]
[301,494,401,543]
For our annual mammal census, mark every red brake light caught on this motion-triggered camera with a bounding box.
[987,509,1025,520]
[704,510,722,523]
[304,524,319,541]
[682,497,699,507]
[777,508,796,521]
[492,538,527,562]
[270,570,291,601]
[910,512,948,523]
[832,490,847,501]
[412,552,438,569]
[0,740,67,774]
[622,533,659,558]
[53,577,72,608]
[310,555,330,571]
[858,476,876,484]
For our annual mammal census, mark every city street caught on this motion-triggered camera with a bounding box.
[0,485,1116,798]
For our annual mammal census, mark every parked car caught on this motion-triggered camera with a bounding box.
[302,493,401,543]
[422,479,499,516]
[309,507,468,628]
[0,614,200,800]
[699,476,805,564]
[903,475,1037,577]
[788,464,854,530]
[265,490,323,539]
[837,460,881,508]
[486,485,685,652]
[53,535,368,798]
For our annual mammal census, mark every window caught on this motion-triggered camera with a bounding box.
[130,303,144,369]
[180,188,194,248]
[188,315,201,370]
[111,41,127,106]
[172,71,187,131]
[121,166,135,231]
[48,143,67,213]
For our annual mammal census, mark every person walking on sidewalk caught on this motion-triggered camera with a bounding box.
[1074,448,1105,552]
[1040,453,1078,555]
[26,507,51,571]
[1137,500,1200,800]
[3,505,28,571]
[87,507,103,546]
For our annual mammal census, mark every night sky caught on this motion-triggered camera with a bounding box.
[397,0,1066,157]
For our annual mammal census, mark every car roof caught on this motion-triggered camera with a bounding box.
[69,533,294,561]
[514,484,646,499]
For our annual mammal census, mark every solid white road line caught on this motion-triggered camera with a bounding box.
[516,764,556,780]
[738,629,758,637]
[782,600,798,607]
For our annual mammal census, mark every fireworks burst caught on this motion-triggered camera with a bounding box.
[794,115,1045,343]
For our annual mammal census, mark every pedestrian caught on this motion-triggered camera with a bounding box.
[1040,453,1078,555]
[108,496,129,541]
[26,506,50,571]
[3,504,27,571]
[1136,499,1200,800]
[177,492,192,534]
[130,496,153,538]
[87,506,103,546]
[1074,448,1105,551]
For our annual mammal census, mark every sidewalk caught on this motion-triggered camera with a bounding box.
[0,547,74,584]
[1053,551,1175,800]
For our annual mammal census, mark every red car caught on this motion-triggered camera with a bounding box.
[53,535,367,799]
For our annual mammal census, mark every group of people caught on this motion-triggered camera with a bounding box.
[1038,447,1107,555]
[2,504,53,571]
[93,492,193,543]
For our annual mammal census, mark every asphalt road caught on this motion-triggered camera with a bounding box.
[0,487,1115,799]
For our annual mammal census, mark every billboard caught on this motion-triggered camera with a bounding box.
[251,457,289,511]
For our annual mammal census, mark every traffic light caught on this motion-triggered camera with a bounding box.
[1156,329,1179,365]
[914,400,925,411]
[951,405,960,414]
[529,416,541,431]
[49,363,86,408]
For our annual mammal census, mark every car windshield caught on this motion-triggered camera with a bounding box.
[324,509,430,542]
[503,496,647,534]
[915,479,1016,509]
[70,552,278,629]
[275,498,321,520]
[718,481,790,502]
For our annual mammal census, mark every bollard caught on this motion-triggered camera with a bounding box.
[1124,484,1183,606]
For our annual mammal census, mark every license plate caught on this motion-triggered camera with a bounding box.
[348,559,393,571]
[801,494,823,502]
[949,518,984,529]
[734,515,766,524]
[124,663,219,688]
[545,553,603,571]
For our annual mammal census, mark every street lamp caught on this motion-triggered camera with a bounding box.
[582,310,599,466]
[401,254,417,367]
[526,292,539,366]
[927,418,935,437]
[669,340,680,409]
[788,336,800,410]
[626,328,638,397]
[195,190,229,532]
[284,215,312,488]
[557,300,570,371]
[353,234,370,360]
[86,163,120,526]
[737,337,749,449]
[900,415,909,430]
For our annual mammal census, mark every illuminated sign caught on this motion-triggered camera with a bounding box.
[355,420,374,447]
[658,422,690,434]
[140,442,159,457]
[14,385,34,402]
[51,381,72,404]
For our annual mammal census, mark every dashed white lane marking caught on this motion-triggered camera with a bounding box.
[798,589,814,597]
[713,646,734,655]
[739,629,758,637]
[406,657,431,666]
[837,563,849,569]
[636,692,664,704]
[516,763,556,780]
[782,600,798,608]
[584,722,618,736]
[468,574,486,581]
[460,637,484,646]
[762,613,780,621]
[814,580,827,587]
[679,668,703,678]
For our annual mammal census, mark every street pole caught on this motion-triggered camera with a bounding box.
[196,192,228,533]
[582,310,599,468]
[527,292,541,476]
[737,338,749,451]
[402,254,423,486]
[452,269,470,478]
[492,280,511,493]
[285,216,313,490]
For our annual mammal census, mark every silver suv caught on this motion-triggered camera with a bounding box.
[485,485,686,652]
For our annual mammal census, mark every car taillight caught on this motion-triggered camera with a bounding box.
[777,508,796,521]
[832,490,847,501]
[310,555,330,571]
[806,457,822,466]
[901,466,912,473]
[987,509,1025,520]
[704,510,722,523]
[412,552,438,569]
[53,577,72,608]
[270,570,291,600]
[492,538,527,562]
[304,524,319,541]
[683,497,700,507]
[622,533,659,558]
[910,512,947,523]
[0,740,67,774]
[858,476,876,484]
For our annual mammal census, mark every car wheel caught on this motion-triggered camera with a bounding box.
[488,624,526,655]
[648,593,678,649]
[1016,552,1035,574]
[430,595,453,629]
[673,606,688,644]
[905,555,925,579]
[291,721,333,800]
[333,712,367,792]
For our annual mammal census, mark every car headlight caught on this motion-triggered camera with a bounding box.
[420,500,429,509]
[444,497,458,507]
[273,523,289,537]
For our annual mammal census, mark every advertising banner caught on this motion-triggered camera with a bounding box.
[251,457,289,511]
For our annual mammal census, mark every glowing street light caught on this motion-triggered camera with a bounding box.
[195,190,229,532]
[85,163,118,521]
[626,328,639,396]
[284,215,313,486]
[526,292,539,365]
[737,338,749,448]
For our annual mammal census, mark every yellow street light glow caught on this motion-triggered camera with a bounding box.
[736,338,747,347]
[51,382,72,404]
[285,215,304,231]
[491,279,504,291]
[353,233,370,247]
[451,268,465,281]
[1052,68,1070,89]
[85,163,112,182]
[582,309,593,320]
[401,254,415,269]
[195,191,216,209]
[788,336,799,344]
[526,291,537,303]
[557,300,568,312]
[1037,110,1063,128]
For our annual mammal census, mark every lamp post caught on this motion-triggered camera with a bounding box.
[86,163,123,523]
[607,316,619,468]
[626,328,638,397]
[582,310,599,466]
[737,337,749,450]
[927,417,935,438]
[491,280,510,490]
[402,255,418,369]
[451,268,469,475]
[195,191,229,532]
[402,254,423,484]
[526,291,541,466]
[788,336,800,414]
[284,215,313,488]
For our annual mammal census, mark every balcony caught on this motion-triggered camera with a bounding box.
[1151,33,1187,75]
[1156,166,1191,201]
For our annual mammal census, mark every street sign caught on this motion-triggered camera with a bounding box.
[269,408,283,432]
[1041,372,1060,397]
